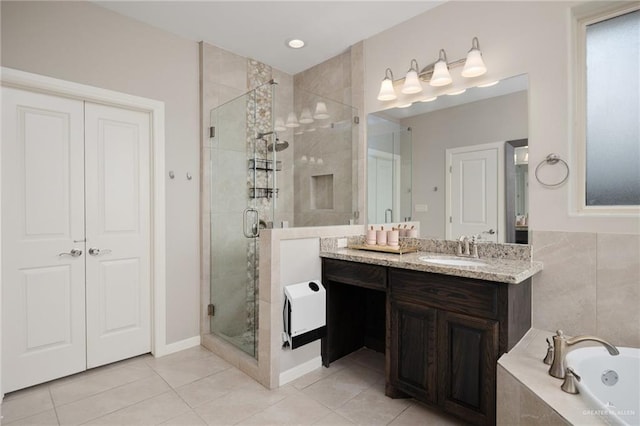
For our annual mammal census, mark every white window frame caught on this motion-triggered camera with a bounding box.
[572,2,640,216]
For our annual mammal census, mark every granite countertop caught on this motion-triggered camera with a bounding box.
[320,247,543,284]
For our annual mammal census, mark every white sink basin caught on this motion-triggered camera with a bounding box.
[418,256,487,267]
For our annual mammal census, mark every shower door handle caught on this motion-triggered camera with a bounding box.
[243,208,260,238]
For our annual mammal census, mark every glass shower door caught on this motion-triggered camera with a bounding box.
[209,90,259,358]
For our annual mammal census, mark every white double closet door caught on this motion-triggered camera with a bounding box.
[2,87,151,393]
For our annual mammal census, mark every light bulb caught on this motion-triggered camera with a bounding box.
[285,112,300,128]
[274,117,286,132]
[401,59,422,94]
[299,108,314,124]
[429,49,452,87]
[377,78,396,101]
[462,37,487,78]
[313,101,330,119]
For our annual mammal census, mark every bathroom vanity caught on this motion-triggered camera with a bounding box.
[320,242,542,426]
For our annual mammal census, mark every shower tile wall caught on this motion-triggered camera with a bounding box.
[292,42,364,227]
[272,68,295,226]
[531,230,640,347]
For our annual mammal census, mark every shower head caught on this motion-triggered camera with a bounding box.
[256,131,275,139]
[267,138,289,152]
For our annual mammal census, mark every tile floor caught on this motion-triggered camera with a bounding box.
[1,346,462,425]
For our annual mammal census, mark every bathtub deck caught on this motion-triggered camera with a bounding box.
[497,328,607,425]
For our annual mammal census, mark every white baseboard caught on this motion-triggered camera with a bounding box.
[279,356,322,386]
[154,335,201,357]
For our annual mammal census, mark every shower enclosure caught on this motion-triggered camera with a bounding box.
[208,81,357,358]
[208,82,275,357]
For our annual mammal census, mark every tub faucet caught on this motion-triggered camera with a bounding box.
[548,329,619,379]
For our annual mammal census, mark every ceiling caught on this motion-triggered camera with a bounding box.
[93,1,445,75]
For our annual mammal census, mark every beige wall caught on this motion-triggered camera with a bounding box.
[402,91,528,239]
[1,1,201,344]
[363,1,639,345]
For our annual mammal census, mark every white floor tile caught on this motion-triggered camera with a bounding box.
[4,408,59,426]
[2,347,466,426]
[55,375,169,425]
[1,388,54,424]
[83,391,190,425]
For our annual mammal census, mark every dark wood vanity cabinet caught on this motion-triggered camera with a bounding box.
[436,310,498,425]
[388,298,438,404]
[321,258,532,426]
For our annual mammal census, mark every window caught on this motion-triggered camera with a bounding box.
[575,5,640,213]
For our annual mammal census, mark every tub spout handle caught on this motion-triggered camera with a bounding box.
[561,367,581,394]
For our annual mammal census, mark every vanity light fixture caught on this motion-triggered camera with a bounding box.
[401,59,423,94]
[376,37,488,101]
[461,37,487,78]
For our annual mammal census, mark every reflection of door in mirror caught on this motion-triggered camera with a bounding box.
[446,142,503,242]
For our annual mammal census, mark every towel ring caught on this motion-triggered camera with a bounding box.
[535,153,570,187]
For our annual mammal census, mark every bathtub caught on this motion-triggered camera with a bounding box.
[565,347,640,426]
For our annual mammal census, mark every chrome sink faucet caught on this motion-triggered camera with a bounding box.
[457,235,479,258]
[548,329,620,379]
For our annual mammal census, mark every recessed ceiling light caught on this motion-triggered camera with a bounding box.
[287,39,305,49]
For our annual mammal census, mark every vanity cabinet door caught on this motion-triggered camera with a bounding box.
[389,299,438,404]
[437,311,499,426]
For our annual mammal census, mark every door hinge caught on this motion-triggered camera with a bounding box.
[449,216,452,223]
[209,126,215,139]
[353,116,360,124]
[449,165,452,173]
[207,304,215,316]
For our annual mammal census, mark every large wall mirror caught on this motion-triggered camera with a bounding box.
[367,74,529,244]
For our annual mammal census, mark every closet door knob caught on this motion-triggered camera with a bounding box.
[89,248,112,256]
[59,249,83,257]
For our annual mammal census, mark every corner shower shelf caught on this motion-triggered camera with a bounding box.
[250,187,279,199]
[249,158,280,199]
[249,159,282,172]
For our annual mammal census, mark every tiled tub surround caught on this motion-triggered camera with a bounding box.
[498,328,609,425]
[320,236,541,284]
[531,231,640,348]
